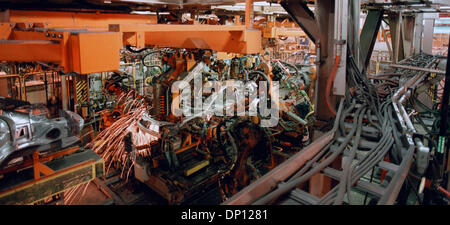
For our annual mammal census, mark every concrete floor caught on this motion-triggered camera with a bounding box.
[65,182,110,205]
[63,169,182,205]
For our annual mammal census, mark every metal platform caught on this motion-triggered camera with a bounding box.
[0,149,104,205]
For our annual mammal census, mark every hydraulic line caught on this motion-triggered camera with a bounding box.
[367,108,382,133]
[335,106,367,204]
[241,53,438,205]
[339,100,357,136]
[126,45,148,53]
[387,106,404,163]
[279,61,311,88]
[253,103,364,205]
[287,100,345,182]
[316,53,398,205]
[328,112,390,204]
[318,127,394,204]
[287,142,334,182]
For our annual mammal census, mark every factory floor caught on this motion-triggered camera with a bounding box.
[65,168,223,205]
[66,181,110,205]
[65,169,167,205]
[64,126,420,205]
[63,129,336,205]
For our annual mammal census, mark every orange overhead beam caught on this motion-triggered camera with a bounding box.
[0,40,62,62]
[0,10,157,30]
[109,24,250,32]
[0,10,262,73]
[0,29,121,74]
[143,29,261,54]
[110,24,262,54]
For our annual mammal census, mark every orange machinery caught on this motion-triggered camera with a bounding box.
[254,18,315,62]
[0,9,262,75]
[258,19,307,39]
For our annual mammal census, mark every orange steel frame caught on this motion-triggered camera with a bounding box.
[0,146,80,177]
[257,20,307,39]
[0,9,261,74]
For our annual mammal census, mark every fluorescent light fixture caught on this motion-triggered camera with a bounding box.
[131,11,170,15]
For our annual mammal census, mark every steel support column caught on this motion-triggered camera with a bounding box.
[280,0,320,43]
[413,13,424,55]
[423,14,437,55]
[315,0,336,120]
[332,0,348,97]
[402,15,415,59]
[348,0,361,68]
[359,10,383,71]
[390,12,404,63]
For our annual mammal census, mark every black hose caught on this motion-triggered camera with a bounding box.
[253,101,363,205]
[335,106,367,204]
[126,45,149,53]
[280,61,311,88]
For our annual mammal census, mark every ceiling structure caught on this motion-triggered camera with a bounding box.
[0,1,448,14]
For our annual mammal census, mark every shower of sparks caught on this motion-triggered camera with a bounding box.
[65,91,159,204]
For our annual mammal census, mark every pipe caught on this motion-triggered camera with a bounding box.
[391,59,436,174]
[325,55,341,117]
[253,102,362,205]
[286,111,307,125]
[389,64,445,74]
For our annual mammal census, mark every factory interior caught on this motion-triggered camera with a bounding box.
[0,0,449,206]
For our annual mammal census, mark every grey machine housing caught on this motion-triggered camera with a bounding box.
[0,105,84,168]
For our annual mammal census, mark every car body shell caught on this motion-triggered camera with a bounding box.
[0,105,83,168]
